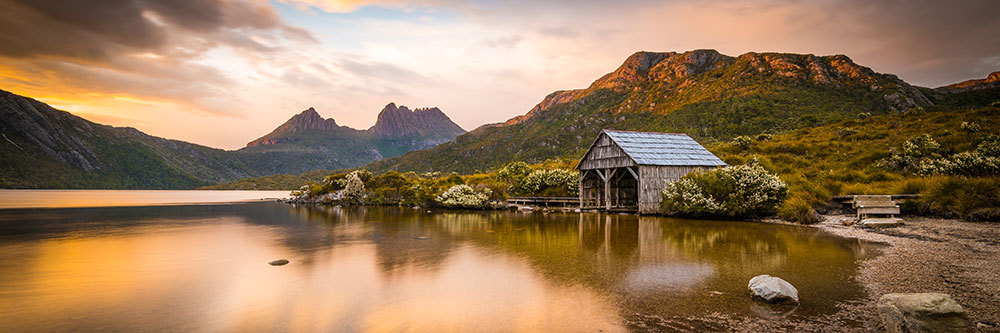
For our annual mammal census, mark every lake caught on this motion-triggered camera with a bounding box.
[0,191,881,331]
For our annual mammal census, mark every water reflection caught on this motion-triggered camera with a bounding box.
[0,203,881,331]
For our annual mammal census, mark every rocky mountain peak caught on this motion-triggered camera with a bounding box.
[503,49,932,126]
[936,70,1000,93]
[246,107,339,147]
[370,103,465,138]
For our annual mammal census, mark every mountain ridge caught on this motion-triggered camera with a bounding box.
[0,91,466,188]
[367,49,941,173]
[936,71,1000,93]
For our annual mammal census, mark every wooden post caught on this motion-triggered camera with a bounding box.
[604,168,617,210]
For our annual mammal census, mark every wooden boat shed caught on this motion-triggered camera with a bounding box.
[576,130,726,214]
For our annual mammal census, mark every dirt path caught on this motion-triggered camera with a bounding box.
[816,215,1000,331]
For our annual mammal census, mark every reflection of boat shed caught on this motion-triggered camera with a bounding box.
[576,130,726,214]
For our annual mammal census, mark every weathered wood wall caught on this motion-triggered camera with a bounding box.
[638,165,715,214]
[578,133,636,170]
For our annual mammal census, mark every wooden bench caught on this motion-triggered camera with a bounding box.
[853,195,900,220]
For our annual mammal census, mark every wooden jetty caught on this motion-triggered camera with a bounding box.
[506,197,579,208]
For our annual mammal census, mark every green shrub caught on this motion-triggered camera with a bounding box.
[660,162,788,218]
[497,161,532,194]
[732,136,753,149]
[521,169,579,196]
[903,134,940,158]
[777,196,821,224]
[961,121,981,133]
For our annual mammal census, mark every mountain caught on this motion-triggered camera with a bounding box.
[236,103,465,175]
[0,90,464,188]
[367,49,940,173]
[936,71,1000,93]
[0,89,254,188]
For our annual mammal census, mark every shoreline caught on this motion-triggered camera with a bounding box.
[807,215,998,331]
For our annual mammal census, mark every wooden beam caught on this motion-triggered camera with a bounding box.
[626,166,638,180]
[596,169,607,182]
[604,168,612,210]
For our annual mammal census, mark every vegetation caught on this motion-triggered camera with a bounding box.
[710,105,1000,222]
[660,161,788,219]
[367,53,940,174]
[287,160,577,209]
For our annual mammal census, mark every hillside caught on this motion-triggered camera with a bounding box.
[936,71,1000,93]
[367,49,934,173]
[0,89,254,188]
[0,90,464,188]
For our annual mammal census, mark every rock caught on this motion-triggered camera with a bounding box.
[748,275,799,304]
[269,259,290,266]
[877,293,970,333]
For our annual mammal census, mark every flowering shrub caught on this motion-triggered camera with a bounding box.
[435,184,490,208]
[877,134,941,172]
[902,134,940,158]
[961,121,981,133]
[341,171,366,201]
[917,136,1000,177]
[521,169,579,196]
[661,162,788,218]
[731,136,753,149]
[497,161,532,194]
[497,161,577,196]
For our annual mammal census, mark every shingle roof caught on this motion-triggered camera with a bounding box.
[602,130,726,167]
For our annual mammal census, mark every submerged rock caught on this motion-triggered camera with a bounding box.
[748,275,799,304]
[269,259,290,266]
[877,293,970,333]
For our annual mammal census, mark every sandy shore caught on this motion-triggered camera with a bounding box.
[816,215,1000,332]
[694,215,1000,332]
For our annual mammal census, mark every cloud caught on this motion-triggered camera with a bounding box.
[0,0,317,116]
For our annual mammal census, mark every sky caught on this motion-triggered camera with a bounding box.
[1,0,998,150]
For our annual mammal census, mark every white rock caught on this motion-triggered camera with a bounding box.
[748,275,799,304]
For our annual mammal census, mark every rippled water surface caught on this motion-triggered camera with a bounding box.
[0,199,881,331]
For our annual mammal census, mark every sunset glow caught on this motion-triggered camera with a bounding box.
[1,0,998,149]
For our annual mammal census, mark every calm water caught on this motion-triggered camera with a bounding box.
[0,192,881,331]
[0,189,290,209]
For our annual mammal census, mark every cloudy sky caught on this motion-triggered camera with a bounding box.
[1,0,998,149]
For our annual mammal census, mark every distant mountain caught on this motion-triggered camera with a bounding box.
[237,103,465,175]
[368,49,940,173]
[936,71,1000,93]
[0,90,464,188]
[0,89,254,188]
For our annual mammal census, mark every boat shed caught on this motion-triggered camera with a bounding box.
[576,130,726,214]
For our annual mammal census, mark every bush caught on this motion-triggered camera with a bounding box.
[732,136,753,149]
[365,171,416,205]
[497,161,532,194]
[521,169,579,196]
[435,184,491,208]
[902,134,940,158]
[660,162,788,218]
[777,196,821,224]
[961,121,981,133]
[341,171,366,202]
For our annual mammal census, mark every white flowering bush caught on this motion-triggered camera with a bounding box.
[341,171,366,201]
[917,136,1000,177]
[877,134,941,173]
[731,136,753,149]
[661,162,788,218]
[521,169,579,196]
[902,134,940,158]
[435,184,490,208]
